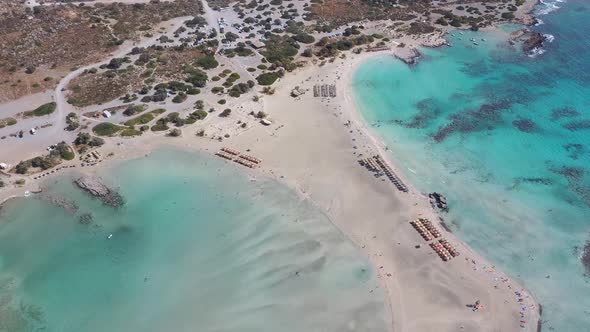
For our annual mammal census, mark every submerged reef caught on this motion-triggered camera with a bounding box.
[512,118,537,133]
[551,107,580,121]
[74,176,124,208]
[432,100,511,142]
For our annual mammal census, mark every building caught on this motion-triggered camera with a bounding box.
[0,163,8,170]
[102,110,112,118]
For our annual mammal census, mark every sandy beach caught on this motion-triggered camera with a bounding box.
[0,0,544,329]
[2,47,540,331]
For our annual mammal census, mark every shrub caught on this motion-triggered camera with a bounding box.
[218,99,227,104]
[219,109,232,117]
[196,55,219,69]
[92,123,123,136]
[172,92,188,103]
[292,33,315,44]
[501,12,515,19]
[120,128,143,137]
[168,128,182,137]
[123,104,147,116]
[24,102,57,117]
[256,72,280,85]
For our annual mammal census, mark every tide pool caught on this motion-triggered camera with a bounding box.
[0,149,388,331]
[353,0,590,330]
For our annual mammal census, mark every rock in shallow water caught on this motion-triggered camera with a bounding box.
[74,176,124,208]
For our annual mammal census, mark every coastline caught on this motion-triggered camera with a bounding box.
[0,0,545,330]
[2,46,539,331]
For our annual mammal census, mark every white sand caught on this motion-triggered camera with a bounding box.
[2,49,539,331]
[0,1,542,329]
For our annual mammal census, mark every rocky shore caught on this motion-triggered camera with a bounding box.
[74,176,124,208]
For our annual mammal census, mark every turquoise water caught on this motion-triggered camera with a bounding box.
[0,149,388,331]
[353,0,590,330]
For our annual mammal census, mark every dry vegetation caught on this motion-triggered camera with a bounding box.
[310,0,525,29]
[67,47,205,106]
[0,0,202,101]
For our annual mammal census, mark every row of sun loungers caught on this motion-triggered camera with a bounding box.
[216,148,262,169]
[359,155,408,192]
[215,151,234,160]
[372,156,408,192]
[410,219,439,241]
[221,147,240,156]
[418,218,441,238]
[239,154,261,164]
[234,158,256,168]
[430,242,453,261]
[410,218,459,262]
[313,84,337,97]
[32,165,77,180]
[439,238,460,257]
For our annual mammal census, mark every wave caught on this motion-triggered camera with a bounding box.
[536,0,564,16]
[534,18,544,26]
[527,47,546,58]
[543,33,555,43]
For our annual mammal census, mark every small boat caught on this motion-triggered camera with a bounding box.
[473,42,479,45]
[107,234,113,239]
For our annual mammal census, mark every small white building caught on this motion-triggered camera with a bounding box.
[30,128,36,135]
[0,163,8,170]
[102,111,112,118]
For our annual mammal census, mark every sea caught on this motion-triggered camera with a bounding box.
[353,0,590,330]
[0,149,388,331]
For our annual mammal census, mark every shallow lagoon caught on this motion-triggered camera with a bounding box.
[0,149,388,332]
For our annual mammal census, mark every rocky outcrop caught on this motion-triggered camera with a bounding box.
[522,32,545,54]
[74,176,124,208]
[429,192,448,212]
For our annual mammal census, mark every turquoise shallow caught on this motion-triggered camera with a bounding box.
[0,149,388,331]
[353,0,590,330]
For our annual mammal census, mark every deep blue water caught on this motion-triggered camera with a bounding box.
[353,0,590,330]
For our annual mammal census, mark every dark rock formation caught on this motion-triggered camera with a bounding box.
[512,118,537,133]
[562,119,590,132]
[429,192,448,212]
[38,194,78,214]
[550,107,579,121]
[78,213,93,225]
[522,32,545,54]
[582,240,590,275]
[74,176,124,208]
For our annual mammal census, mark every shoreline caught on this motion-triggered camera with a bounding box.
[0,0,545,330]
[2,45,540,331]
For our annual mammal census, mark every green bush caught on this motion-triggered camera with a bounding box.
[92,122,123,136]
[501,12,515,19]
[196,55,219,69]
[293,33,315,44]
[256,72,280,85]
[172,92,188,103]
[120,128,143,137]
[124,113,156,126]
[24,102,57,117]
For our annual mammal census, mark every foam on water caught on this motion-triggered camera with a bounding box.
[353,0,590,330]
[0,149,388,332]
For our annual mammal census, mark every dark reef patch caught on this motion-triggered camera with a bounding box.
[549,165,586,182]
[512,118,537,133]
[460,59,490,76]
[516,177,554,186]
[551,107,579,121]
[563,143,585,160]
[582,239,590,275]
[432,100,512,142]
[393,98,440,129]
[562,119,590,132]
